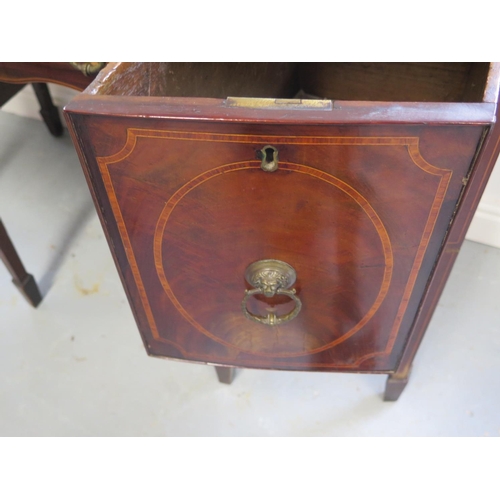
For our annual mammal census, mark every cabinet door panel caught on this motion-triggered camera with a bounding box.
[66,109,484,372]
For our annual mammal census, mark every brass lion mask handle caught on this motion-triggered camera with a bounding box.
[242,259,302,326]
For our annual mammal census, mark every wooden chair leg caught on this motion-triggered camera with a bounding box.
[32,83,63,137]
[0,220,42,307]
[215,366,236,384]
[384,367,412,402]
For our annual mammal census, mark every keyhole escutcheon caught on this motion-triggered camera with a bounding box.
[258,145,279,172]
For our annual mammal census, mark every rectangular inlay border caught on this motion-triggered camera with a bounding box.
[96,130,452,369]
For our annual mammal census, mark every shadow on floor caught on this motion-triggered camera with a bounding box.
[38,198,95,297]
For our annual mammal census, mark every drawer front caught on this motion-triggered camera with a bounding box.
[67,112,484,372]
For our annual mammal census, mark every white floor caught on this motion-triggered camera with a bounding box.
[1,111,500,436]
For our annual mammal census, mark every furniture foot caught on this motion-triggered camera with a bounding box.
[384,369,411,401]
[32,83,63,137]
[0,219,42,307]
[12,273,42,307]
[215,366,236,384]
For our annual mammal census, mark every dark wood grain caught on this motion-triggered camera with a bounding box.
[64,62,500,400]
[88,63,491,103]
[86,62,299,98]
[299,63,490,102]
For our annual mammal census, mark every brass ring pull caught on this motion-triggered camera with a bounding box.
[242,259,302,326]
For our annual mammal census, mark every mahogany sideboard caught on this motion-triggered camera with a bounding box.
[63,63,500,400]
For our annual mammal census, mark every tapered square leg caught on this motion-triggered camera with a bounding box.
[12,274,42,308]
[215,366,236,384]
[32,83,63,137]
[384,370,411,401]
[0,219,42,307]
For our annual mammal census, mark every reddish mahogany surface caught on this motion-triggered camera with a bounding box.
[0,61,496,400]
[0,63,94,91]
[64,63,500,401]
[65,114,487,372]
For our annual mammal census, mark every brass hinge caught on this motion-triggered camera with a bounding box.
[225,97,333,110]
